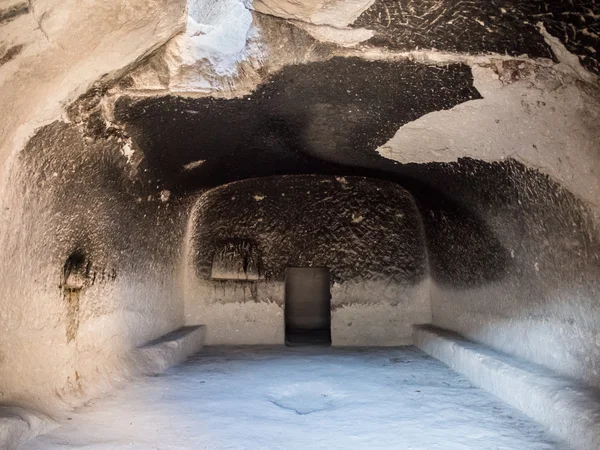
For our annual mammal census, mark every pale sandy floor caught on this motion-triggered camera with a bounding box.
[24,346,565,450]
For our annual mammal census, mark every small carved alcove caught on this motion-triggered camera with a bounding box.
[210,239,263,281]
[62,250,92,343]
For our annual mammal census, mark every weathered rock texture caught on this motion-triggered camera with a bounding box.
[0,0,190,416]
[0,0,599,437]
[0,0,187,176]
[0,110,191,413]
[352,0,600,74]
[185,175,430,345]
[413,159,600,390]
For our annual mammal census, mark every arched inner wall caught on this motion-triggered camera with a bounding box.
[184,175,431,346]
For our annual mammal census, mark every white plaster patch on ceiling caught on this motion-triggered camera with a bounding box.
[375,64,600,214]
[252,0,375,27]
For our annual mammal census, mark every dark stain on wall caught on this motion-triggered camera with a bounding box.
[73,53,596,297]
[114,57,480,192]
[0,2,28,25]
[29,109,592,298]
[352,0,600,74]
[193,175,428,285]
[0,44,24,66]
[44,55,597,310]
[62,250,92,288]
[413,184,512,289]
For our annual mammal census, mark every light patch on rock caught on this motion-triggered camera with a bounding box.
[253,194,265,201]
[160,190,171,202]
[125,0,264,93]
[182,159,206,171]
[290,21,373,47]
[351,213,364,223]
[252,0,375,27]
[183,1,254,77]
[120,139,134,164]
[375,64,600,216]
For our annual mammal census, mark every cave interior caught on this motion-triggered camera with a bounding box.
[1,0,600,448]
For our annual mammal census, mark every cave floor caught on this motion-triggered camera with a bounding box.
[24,346,564,450]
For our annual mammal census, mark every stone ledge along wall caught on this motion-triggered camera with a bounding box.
[410,159,600,391]
[185,175,430,346]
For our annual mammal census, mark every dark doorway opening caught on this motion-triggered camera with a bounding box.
[285,267,331,346]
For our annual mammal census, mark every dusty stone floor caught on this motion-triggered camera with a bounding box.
[24,347,565,450]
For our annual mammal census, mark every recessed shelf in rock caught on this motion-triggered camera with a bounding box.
[210,240,263,281]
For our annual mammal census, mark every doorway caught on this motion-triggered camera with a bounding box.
[284,267,331,346]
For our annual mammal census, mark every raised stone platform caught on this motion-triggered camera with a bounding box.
[0,407,54,450]
[135,325,206,375]
[414,324,600,450]
[0,325,205,450]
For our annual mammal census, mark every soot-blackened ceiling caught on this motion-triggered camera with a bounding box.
[110,54,598,290]
[352,0,600,74]
[112,56,521,288]
[115,57,480,192]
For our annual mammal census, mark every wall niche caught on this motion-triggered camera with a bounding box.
[210,239,263,281]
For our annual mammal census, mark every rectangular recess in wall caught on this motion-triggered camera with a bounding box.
[211,240,262,281]
[285,267,331,346]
